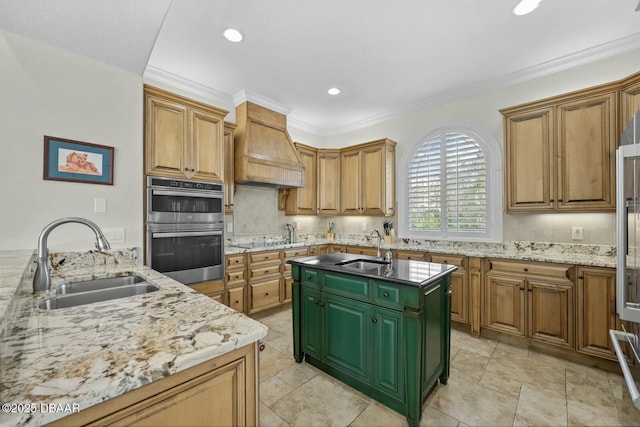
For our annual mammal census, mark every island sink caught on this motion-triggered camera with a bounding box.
[56,274,147,294]
[39,281,159,310]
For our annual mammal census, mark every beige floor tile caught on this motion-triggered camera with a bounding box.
[513,383,567,427]
[260,402,291,427]
[607,372,624,401]
[419,406,460,426]
[615,394,640,427]
[276,360,319,388]
[566,367,621,426]
[450,349,490,383]
[260,344,296,381]
[450,329,497,358]
[270,374,369,427]
[261,375,295,407]
[428,373,518,426]
[351,401,407,427]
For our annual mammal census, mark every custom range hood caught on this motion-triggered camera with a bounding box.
[234,101,304,188]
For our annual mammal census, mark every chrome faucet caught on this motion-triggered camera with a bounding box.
[370,229,383,259]
[33,217,111,293]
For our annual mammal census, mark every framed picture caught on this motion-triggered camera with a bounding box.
[43,136,114,185]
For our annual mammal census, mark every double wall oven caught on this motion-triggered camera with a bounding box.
[146,176,224,285]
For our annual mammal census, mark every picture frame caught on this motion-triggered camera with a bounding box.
[43,136,114,185]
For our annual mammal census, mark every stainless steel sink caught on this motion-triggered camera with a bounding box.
[56,274,146,294]
[335,258,390,273]
[39,283,159,310]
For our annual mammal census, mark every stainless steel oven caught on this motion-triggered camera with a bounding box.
[146,176,224,285]
[147,176,223,224]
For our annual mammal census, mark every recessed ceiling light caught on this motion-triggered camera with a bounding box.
[512,0,542,16]
[327,88,341,96]
[223,28,244,42]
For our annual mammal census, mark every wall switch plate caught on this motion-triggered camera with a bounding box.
[94,197,107,214]
[227,222,233,233]
[103,227,125,243]
[361,222,368,232]
[571,226,583,240]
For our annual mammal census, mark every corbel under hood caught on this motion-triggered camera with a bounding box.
[234,101,304,188]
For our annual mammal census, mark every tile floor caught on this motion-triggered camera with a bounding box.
[252,306,640,427]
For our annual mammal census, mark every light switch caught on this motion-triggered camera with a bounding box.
[94,198,107,214]
[227,222,233,233]
[571,226,583,240]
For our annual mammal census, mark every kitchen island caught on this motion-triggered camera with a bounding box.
[0,249,268,427]
[288,252,457,427]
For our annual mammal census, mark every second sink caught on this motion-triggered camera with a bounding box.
[40,283,159,310]
[56,274,146,294]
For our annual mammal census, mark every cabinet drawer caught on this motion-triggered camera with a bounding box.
[251,279,281,310]
[394,250,427,261]
[249,250,281,264]
[228,287,245,312]
[226,269,246,284]
[488,258,573,281]
[372,281,402,310]
[323,272,370,300]
[283,247,309,259]
[226,254,246,269]
[430,254,466,269]
[250,263,281,279]
[302,269,320,288]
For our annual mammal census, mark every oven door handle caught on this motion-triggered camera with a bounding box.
[151,190,223,199]
[152,231,223,238]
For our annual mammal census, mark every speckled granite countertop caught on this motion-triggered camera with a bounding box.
[0,249,268,427]
[225,235,616,268]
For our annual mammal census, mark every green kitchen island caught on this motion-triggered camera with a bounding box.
[289,253,457,427]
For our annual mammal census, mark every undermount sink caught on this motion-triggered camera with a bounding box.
[40,275,159,310]
[335,258,390,271]
[55,274,146,294]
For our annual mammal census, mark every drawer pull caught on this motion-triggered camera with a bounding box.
[235,300,240,304]
[313,299,319,304]
[520,287,525,291]
[372,318,378,324]
[306,275,312,280]
[523,268,528,272]
[265,292,269,296]
[320,302,325,307]
[383,291,389,297]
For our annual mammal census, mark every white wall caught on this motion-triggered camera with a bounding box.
[0,31,143,251]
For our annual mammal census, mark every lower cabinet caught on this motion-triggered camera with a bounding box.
[294,267,449,427]
[190,280,225,304]
[49,343,258,426]
[483,259,575,348]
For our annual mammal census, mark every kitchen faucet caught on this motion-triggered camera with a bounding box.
[33,217,111,293]
[370,229,383,259]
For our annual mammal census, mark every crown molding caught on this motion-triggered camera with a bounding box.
[232,89,292,115]
[142,65,235,113]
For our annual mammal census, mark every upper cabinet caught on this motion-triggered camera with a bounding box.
[284,143,318,215]
[282,139,395,217]
[620,71,640,131]
[501,81,624,212]
[341,139,396,216]
[144,85,228,183]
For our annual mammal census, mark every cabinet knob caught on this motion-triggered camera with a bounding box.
[519,287,525,291]
[320,302,325,307]
[265,292,269,296]
[527,288,533,292]
[383,291,389,297]
[313,299,319,304]
[306,275,312,280]
[235,300,240,304]
[578,275,584,280]
[523,268,528,272]
[265,270,269,274]
[191,168,195,172]
[372,318,378,323]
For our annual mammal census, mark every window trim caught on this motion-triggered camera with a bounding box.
[398,121,503,242]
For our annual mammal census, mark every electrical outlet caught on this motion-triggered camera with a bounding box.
[361,222,368,232]
[103,227,125,243]
[571,226,583,240]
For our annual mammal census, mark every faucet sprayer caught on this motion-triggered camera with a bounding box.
[33,217,111,293]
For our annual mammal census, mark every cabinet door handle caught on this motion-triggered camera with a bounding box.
[372,318,378,323]
[519,287,525,291]
[313,299,319,304]
[527,288,533,292]
[523,268,528,272]
[320,302,325,307]
[383,291,389,297]
[578,275,584,280]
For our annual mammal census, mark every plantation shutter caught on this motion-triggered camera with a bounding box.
[408,131,486,235]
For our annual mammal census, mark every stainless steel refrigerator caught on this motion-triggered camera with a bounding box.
[614,109,640,410]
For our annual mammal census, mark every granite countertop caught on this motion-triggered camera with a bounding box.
[288,252,457,287]
[0,249,268,427]
[225,236,616,268]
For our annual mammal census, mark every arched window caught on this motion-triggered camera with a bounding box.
[399,124,502,242]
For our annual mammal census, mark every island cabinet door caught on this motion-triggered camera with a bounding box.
[372,306,404,400]
[301,287,322,358]
[323,293,372,384]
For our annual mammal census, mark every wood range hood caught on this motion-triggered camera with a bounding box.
[234,101,305,188]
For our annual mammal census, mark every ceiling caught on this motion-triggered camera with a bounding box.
[1,0,639,135]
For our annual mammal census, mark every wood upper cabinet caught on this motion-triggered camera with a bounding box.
[340,139,396,216]
[317,149,341,215]
[556,92,616,210]
[224,122,236,213]
[620,71,640,132]
[284,143,318,215]
[144,85,227,183]
[483,259,575,348]
[502,87,617,212]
